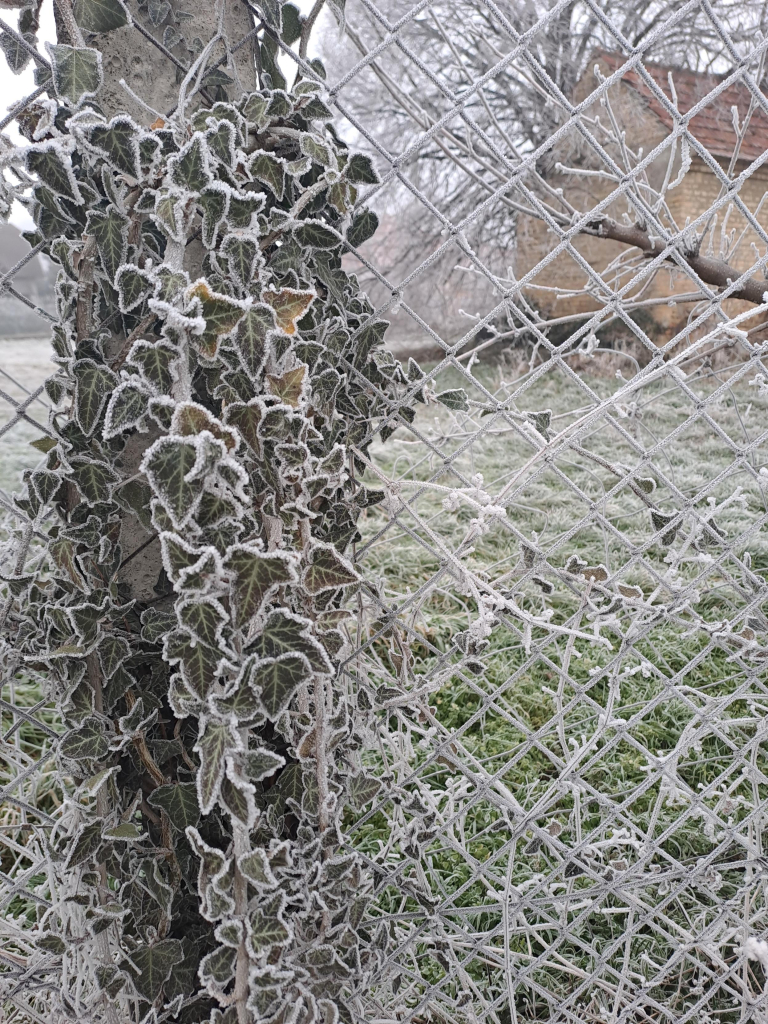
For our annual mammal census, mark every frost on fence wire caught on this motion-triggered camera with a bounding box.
[0,0,768,1023]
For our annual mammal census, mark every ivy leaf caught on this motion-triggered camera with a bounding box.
[87,206,128,282]
[222,233,260,289]
[126,339,177,393]
[178,599,227,649]
[74,0,130,33]
[36,934,67,955]
[103,381,151,439]
[344,152,379,184]
[294,220,342,250]
[73,359,118,436]
[348,772,381,810]
[227,191,265,229]
[26,146,82,205]
[243,747,285,783]
[263,288,315,335]
[250,654,311,719]
[148,783,200,831]
[249,895,291,954]
[238,847,277,887]
[347,208,378,248]
[124,939,183,1004]
[198,183,229,248]
[220,765,257,826]
[142,437,205,529]
[116,264,150,313]
[249,150,286,201]
[200,945,236,986]
[164,631,220,699]
[69,458,118,505]
[66,819,104,868]
[87,117,141,178]
[248,610,331,675]
[302,542,360,594]
[187,281,245,359]
[195,717,240,814]
[98,635,130,678]
[231,305,274,378]
[102,822,145,841]
[170,135,210,192]
[46,44,102,105]
[224,546,297,627]
[436,389,469,412]
[266,366,306,408]
[30,436,57,454]
[223,400,263,455]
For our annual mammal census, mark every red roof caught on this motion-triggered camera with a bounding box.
[595,53,768,163]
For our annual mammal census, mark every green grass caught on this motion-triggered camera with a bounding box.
[346,354,768,1019]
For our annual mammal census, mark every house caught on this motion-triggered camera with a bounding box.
[513,54,768,347]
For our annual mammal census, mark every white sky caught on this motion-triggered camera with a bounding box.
[1,0,325,230]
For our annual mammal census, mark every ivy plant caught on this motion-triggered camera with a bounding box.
[0,5,424,1019]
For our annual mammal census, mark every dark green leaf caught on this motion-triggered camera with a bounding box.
[98,635,130,678]
[302,543,360,594]
[116,263,150,313]
[87,117,141,178]
[344,152,378,184]
[36,934,67,954]
[347,208,378,248]
[243,747,285,783]
[47,44,102,105]
[238,847,277,887]
[69,458,118,505]
[27,146,81,204]
[170,135,210,192]
[164,631,220,698]
[348,772,381,810]
[87,206,128,282]
[250,654,310,719]
[222,233,260,289]
[124,939,183,1003]
[225,546,296,627]
[195,717,238,813]
[281,2,302,44]
[231,305,273,378]
[66,819,104,868]
[249,896,290,953]
[200,945,236,985]
[103,382,150,439]
[95,963,127,998]
[127,340,177,393]
[73,359,117,436]
[198,183,229,248]
[249,151,285,201]
[74,0,129,33]
[436,389,469,412]
[294,219,342,250]
[142,437,204,529]
[148,783,200,831]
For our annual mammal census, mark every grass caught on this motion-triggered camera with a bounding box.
[346,351,768,1020]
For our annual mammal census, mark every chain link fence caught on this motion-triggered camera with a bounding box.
[2,0,768,1021]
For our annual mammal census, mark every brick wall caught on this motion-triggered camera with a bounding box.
[514,68,768,349]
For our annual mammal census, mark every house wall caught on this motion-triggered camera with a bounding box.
[513,73,768,348]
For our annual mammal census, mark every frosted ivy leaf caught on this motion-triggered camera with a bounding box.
[46,43,103,105]
[293,218,342,251]
[74,0,130,34]
[263,287,315,335]
[73,358,118,435]
[116,263,152,313]
[26,141,83,205]
[171,402,238,452]
[248,149,287,201]
[169,134,212,193]
[142,434,222,530]
[83,115,143,179]
[126,338,178,393]
[224,545,298,627]
[194,714,242,814]
[103,379,153,439]
[248,652,312,719]
[198,181,230,248]
[220,757,258,827]
[186,280,247,359]
[302,541,360,594]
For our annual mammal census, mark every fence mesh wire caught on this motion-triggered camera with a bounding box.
[2,0,768,1021]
